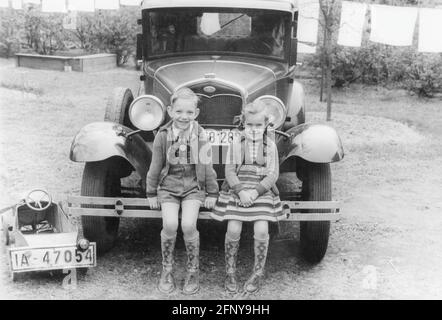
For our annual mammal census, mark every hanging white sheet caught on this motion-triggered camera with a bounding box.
[297,0,320,45]
[11,0,22,10]
[95,0,119,10]
[41,0,67,12]
[369,4,417,46]
[23,0,41,4]
[337,1,367,47]
[120,0,141,6]
[68,0,95,12]
[418,8,442,52]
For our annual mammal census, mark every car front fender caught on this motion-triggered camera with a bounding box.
[69,122,152,180]
[279,123,344,164]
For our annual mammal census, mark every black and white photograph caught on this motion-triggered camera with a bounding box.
[0,0,441,302]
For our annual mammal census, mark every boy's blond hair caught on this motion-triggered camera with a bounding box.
[241,99,270,124]
[170,87,199,107]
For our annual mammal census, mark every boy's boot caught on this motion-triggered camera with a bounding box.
[224,235,240,293]
[158,231,176,294]
[183,232,200,295]
[244,235,269,293]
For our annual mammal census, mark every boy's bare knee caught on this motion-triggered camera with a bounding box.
[163,220,178,236]
[181,220,197,238]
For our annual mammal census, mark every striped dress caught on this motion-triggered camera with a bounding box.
[211,139,284,222]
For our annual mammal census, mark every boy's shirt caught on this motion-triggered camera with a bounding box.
[171,121,194,141]
[145,120,219,199]
[170,121,194,164]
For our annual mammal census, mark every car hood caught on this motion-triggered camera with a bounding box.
[148,57,287,96]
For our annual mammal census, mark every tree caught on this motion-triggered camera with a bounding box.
[319,0,340,121]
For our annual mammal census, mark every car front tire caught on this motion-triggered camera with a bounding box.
[81,160,121,255]
[299,162,332,263]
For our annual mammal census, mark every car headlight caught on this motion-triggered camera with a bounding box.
[128,95,165,131]
[255,95,287,129]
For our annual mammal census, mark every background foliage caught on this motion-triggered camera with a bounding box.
[0,2,441,96]
[0,5,139,65]
[303,0,442,97]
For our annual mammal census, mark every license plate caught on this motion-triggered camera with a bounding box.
[8,243,96,272]
[205,129,238,146]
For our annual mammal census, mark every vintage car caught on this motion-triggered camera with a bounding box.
[0,189,96,281]
[68,0,344,263]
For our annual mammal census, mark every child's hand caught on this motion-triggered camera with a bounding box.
[249,189,259,201]
[238,190,254,207]
[204,197,217,209]
[147,197,160,210]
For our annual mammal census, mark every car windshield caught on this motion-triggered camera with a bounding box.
[145,8,290,60]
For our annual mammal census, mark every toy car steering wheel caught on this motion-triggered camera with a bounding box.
[25,189,52,211]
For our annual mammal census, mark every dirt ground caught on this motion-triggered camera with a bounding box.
[0,58,441,300]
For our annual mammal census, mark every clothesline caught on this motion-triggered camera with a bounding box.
[0,0,142,11]
[1,0,442,53]
[298,0,442,53]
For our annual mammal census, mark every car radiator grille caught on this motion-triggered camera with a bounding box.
[195,94,243,181]
[197,95,242,125]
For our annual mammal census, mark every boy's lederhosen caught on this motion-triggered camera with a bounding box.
[157,134,205,204]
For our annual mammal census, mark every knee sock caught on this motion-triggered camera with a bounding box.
[160,229,177,271]
[253,235,269,276]
[225,233,240,274]
[184,231,199,272]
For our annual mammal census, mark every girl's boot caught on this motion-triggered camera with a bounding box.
[183,232,200,295]
[158,231,176,294]
[244,235,269,293]
[224,235,240,293]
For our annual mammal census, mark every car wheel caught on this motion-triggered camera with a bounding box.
[105,87,134,129]
[300,162,331,263]
[276,172,301,241]
[81,160,121,255]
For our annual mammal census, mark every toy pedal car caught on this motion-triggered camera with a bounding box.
[0,189,96,281]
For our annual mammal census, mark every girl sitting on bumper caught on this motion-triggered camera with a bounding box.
[211,99,284,294]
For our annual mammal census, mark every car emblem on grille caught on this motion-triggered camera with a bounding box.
[203,86,216,93]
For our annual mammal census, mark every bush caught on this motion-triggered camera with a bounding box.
[23,9,67,55]
[72,8,139,65]
[0,6,139,65]
[304,43,442,97]
[0,9,24,58]
[403,54,442,97]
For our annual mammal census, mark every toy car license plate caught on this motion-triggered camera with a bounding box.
[8,243,96,272]
[205,129,238,146]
